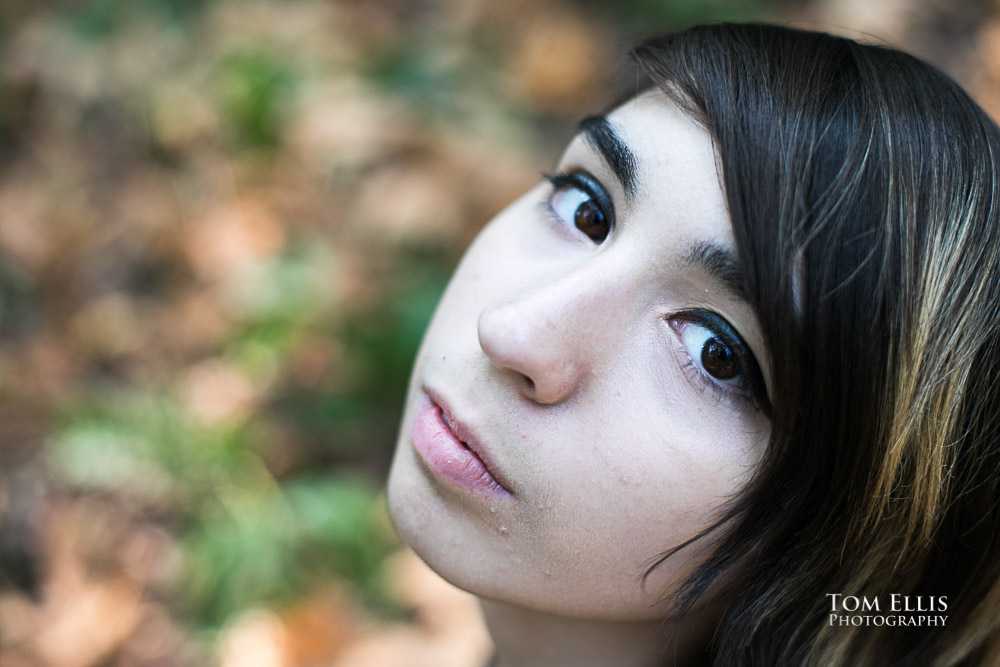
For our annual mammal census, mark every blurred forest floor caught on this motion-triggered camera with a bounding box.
[0,0,998,665]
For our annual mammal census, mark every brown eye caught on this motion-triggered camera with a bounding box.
[671,315,748,391]
[668,310,772,416]
[545,172,614,244]
[573,199,610,243]
[701,338,738,379]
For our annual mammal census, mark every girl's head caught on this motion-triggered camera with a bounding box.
[388,23,1000,664]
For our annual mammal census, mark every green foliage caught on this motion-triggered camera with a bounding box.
[586,0,772,29]
[364,45,463,114]
[49,388,399,629]
[0,261,36,338]
[181,472,396,628]
[43,240,447,629]
[349,256,449,401]
[283,475,394,599]
[48,390,246,506]
[216,51,298,150]
[62,0,121,39]
[226,239,337,325]
[62,0,209,39]
[269,252,449,459]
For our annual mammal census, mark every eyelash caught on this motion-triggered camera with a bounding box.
[541,170,615,243]
[668,311,771,416]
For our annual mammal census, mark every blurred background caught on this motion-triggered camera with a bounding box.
[0,0,997,665]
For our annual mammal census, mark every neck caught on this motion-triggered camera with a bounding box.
[480,598,714,667]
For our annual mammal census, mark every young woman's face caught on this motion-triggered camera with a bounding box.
[387,90,772,620]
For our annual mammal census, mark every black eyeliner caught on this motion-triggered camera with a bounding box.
[542,170,616,230]
[675,309,772,417]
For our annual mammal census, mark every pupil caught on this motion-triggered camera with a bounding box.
[574,200,608,242]
[702,339,738,379]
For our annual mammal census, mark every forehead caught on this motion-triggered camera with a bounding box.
[604,90,731,248]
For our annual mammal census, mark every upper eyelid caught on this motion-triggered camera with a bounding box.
[545,171,616,221]
[557,138,632,200]
[547,169,615,210]
[673,310,746,346]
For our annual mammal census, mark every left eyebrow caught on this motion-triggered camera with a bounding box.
[578,115,638,200]
[684,241,749,303]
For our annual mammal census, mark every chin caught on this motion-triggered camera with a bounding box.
[386,445,484,596]
[386,439,426,549]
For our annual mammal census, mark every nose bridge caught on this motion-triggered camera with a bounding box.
[477,258,623,404]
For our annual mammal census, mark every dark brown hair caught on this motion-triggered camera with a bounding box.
[633,23,1000,665]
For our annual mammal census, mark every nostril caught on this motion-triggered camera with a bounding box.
[525,377,536,393]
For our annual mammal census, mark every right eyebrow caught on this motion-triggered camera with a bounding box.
[684,240,749,304]
[578,115,638,201]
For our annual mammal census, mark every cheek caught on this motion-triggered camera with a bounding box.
[429,184,568,306]
[415,220,517,346]
[507,382,765,613]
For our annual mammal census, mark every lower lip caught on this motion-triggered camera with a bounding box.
[411,394,513,500]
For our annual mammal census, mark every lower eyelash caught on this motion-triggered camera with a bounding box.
[675,344,757,412]
[536,199,569,236]
[537,185,593,243]
[678,353,731,406]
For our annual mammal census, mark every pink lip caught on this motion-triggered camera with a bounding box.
[410,391,514,500]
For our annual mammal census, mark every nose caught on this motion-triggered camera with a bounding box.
[477,268,612,405]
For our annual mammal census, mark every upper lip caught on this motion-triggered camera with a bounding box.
[424,385,515,495]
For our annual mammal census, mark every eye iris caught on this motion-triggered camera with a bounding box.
[701,338,738,380]
[574,199,609,242]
